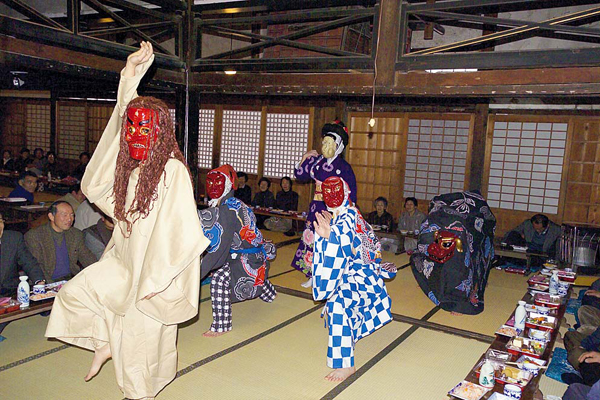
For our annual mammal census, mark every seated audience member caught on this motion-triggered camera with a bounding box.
[31,147,47,174]
[83,215,114,260]
[0,212,45,335]
[563,279,600,386]
[398,197,426,253]
[563,378,600,400]
[234,171,252,205]
[25,200,96,283]
[252,177,275,229]
[71,151,90,181]
[14,147,34,173]
[2,149,15,171]
[58,183,86,213]
[264,176,299,234]
[9,171,38,203]
[43,151,65,179]
[74,199,102,231]
[366,196,395,232]
[503,213,561,258]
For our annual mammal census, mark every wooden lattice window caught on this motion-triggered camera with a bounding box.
[486,118,567,214]
[403,117,471,200]
[58,104,86,160]
[198,109,215,169]
[264,113,309,178]
[169,109,176,130]
[220,110,261,175]
[87,104,113,154]
[25,103,50,151]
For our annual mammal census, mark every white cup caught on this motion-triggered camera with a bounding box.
[504,384,522,399]
[558,282,569,296]
[521,361,540,377]
[32,284,46,295]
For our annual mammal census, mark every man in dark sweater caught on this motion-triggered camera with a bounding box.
[234,171,252,205]
[24,201,96,283]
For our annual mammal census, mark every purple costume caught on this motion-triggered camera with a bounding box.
[292,154,357,276]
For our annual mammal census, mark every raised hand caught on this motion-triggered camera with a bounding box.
[124,41,154,78]
[314,211,332,239]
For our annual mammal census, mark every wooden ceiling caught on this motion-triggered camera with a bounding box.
[1,0,600,99]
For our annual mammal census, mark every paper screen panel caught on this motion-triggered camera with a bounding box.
[169,109,176,129]
[25,104,50,150]
[264,113,309,178]
[198,109,215,169]
[58,104,86,160]
[403,118,469,200]
[220,110,261,175]
[486,120,567,214]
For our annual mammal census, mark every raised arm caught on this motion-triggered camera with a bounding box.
[81,42,155,216]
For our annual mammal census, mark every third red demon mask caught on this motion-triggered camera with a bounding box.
[322,176,346,209]
[427,230,463,263]
[126,107,159,161]
[206,171,227,200]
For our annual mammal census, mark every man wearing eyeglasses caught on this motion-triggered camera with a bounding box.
[0,212,45,336]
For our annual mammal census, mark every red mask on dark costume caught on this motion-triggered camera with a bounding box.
[206,171,226,200]
[322,176,345,208]
[125,107,159,161]
[427,230,463,263]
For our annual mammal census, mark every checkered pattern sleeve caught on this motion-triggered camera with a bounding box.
[312,213,355,301]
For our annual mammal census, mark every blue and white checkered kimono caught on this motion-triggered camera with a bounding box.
[313,202,396,369]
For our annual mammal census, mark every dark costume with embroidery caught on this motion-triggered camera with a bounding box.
[200,191,277,332]
[410,191,496,315]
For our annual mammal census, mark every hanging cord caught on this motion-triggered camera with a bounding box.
[370,0,384,127]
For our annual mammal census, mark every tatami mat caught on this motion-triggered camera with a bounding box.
[0,313,62,366]
[335,328,490,400]
[161,314,410,399]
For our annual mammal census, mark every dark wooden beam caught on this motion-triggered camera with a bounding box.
[136,0,186,12]
[202,25,364,57]
[98,0,179,21]
[196,7,374,26]
[197,14,373,61]
[193,0,375,13]
[407,0,600,14]
[0,36,184,88]
[398,46,600,71]
[375,1,400,86]
[0,0,68,31]
[82,21,175,36]
[80,0,173,55]
[66,0,80,34]
[0,15,185,70]
[192,57,373,72]
[410,5,600,55]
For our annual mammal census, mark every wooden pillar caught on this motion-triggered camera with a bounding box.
[374,0,401,87]
[67,0,80,35]
[49,81,57,154]
[468,103,489,191]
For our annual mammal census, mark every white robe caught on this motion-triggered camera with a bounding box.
[45,55,209,399]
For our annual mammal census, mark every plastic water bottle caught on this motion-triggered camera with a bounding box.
[514,300,527,331]
[549,270,560,295]
[17,275,30,308]
[479,358,495,388]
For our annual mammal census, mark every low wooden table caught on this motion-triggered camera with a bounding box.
[459,288,569,400]
[0,298,54,323]
[494,241,548,275]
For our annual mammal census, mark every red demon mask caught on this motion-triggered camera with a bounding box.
[322,176,345,209]
[125,107,159,161]
[427,230,463,263]
[206,171,227,200]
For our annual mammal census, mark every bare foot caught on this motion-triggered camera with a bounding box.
[202,330,229,337]
[324,366,356,382]
[84,343,111,381]
[451,311,463,316]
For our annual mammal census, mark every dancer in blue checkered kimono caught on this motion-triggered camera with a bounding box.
[313,176,397,381]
